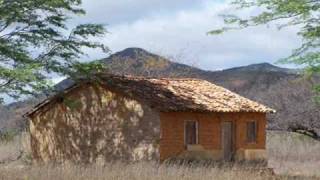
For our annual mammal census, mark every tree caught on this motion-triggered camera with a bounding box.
[0,0,108,103]
[209,0,320,85]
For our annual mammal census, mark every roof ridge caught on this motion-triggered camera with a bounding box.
[98,73,204,82]
[158,78,204,81]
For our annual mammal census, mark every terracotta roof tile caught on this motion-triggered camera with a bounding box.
[98,74,275,113]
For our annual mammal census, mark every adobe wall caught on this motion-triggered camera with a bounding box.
[159,112,266,162]
[29,84,160,163]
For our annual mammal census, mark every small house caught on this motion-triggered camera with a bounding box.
[24,74,275,163]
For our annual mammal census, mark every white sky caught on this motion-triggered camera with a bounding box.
[72,0,301,70]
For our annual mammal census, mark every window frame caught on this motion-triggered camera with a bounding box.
[246,120,258,144]
[184,120,199,146]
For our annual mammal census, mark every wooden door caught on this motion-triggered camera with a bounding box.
[221,121,234,161]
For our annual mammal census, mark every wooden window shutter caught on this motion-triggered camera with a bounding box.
[246,121,257,143]
[185,121,198,145]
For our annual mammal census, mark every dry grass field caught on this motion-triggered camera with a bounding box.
[0,131,319,180]
[267,131,320,177]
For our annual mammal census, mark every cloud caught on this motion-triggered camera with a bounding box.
[77,0,207,25]
[73,0,302,70]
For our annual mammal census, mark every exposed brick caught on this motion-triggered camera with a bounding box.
[159,112,266,161]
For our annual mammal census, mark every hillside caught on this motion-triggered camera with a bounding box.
[1,48,320,136]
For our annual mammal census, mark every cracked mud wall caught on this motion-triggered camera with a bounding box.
[29,84,160,163]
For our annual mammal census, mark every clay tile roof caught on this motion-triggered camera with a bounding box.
[98,74,275,113]
[24,74,275,117]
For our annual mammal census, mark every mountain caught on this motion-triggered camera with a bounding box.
[1,48,320,136]
[102,47,208,77]
[223,62,298,74]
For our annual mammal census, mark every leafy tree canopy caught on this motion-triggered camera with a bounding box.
[0,0,108,103]
[209,0,320,78]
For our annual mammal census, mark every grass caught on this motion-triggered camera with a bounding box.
[0,162,290,180]
[0,131,319,179]
[267,131,320,176]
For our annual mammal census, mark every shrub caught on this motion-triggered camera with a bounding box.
[0,129,18,143]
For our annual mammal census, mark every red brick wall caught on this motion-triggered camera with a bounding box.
[159,112,266,161]
[235,113,266,150]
